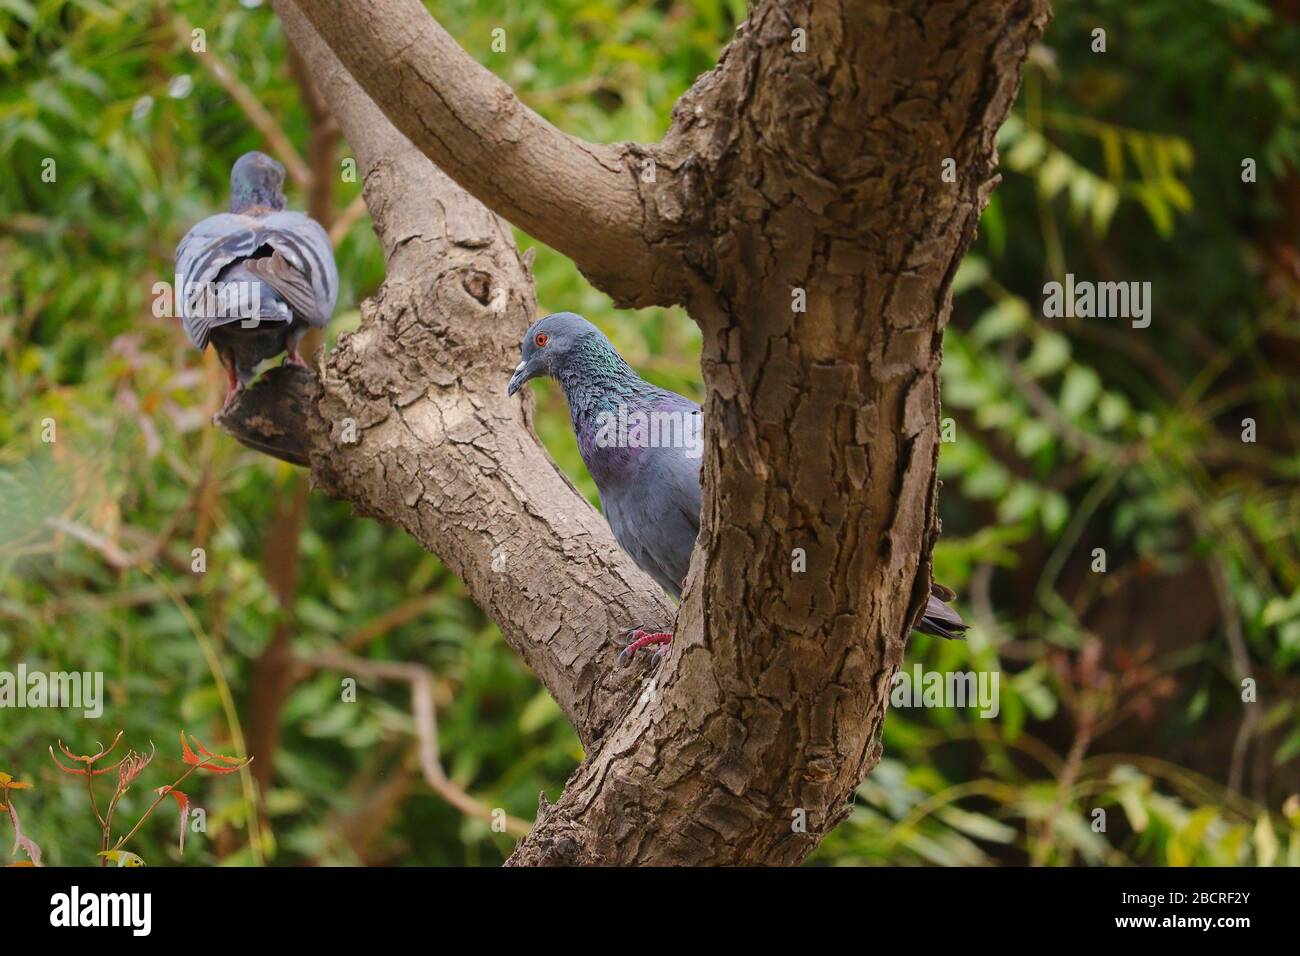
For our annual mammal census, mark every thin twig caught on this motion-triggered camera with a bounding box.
[143,567,267,866]
[1001,341,1135,461]
[300,651,532,837]
[0,582,200,622]
[173,13,312,188]
[45,507,188,572]
[329,193,369,247]
[1206,556,1257,796]
[1031,702,1096,866]
[340,592,443,654]
[111,764,201,852]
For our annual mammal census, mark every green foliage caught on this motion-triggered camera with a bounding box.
[2,0,1298,866]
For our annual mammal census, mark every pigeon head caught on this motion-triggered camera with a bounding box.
[508,312,624,396]
[230,151,287,214]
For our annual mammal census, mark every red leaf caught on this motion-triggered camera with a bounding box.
[156,786,191,853]
[48,748,115,777]
[192,738,244,765]
[55,732,123,766]
[180,731,200,767]
[180,733,250,774]
[199,762,243,774]
[6,801,43,866]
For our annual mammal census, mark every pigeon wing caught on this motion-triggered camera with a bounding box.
[916,585,969,640]
[247,212,338,327]
[654,443,703,597]
[602,397,703,601]
[174,213,263,349]
[604,480,693,600]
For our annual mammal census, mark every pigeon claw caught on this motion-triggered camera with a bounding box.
[221,364,241,409]
[613,627,673,670]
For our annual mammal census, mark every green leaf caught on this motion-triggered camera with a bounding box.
[952,256,989,295]
[1041,492,1069,535]
[1022,332,1071,378]
[971,298,1030,346]
[1253,815,1279,867]
[1098,393,1130,430]
[1060,366,1102,418]
[1037,152,1075,201]
[935,806,1017,843]
[1015,419,1054,457]
[519,689,563,733]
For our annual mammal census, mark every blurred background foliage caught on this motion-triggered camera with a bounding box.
[1,0,1297,866]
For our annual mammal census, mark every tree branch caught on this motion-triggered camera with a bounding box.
[505,0,1053,865]
[283,0,695,308]
[260,1,671,752]
[247,0,1052,866]
[300,651,532,838]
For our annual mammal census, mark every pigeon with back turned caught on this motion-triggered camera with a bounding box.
[174,151,338,404]
[507,311,968,667]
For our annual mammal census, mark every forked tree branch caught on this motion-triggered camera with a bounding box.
[261,1,673,752]
[300,650,532,837]
[285,0,692,309]
[250,0,1051,866]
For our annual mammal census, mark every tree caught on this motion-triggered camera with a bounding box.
[221,0,1051,865]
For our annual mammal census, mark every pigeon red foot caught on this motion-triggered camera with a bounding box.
[612,625,672,670]
[222,363,240,408]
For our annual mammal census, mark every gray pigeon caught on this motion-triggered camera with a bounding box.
[508,312,968,666]
[175,151,338,404]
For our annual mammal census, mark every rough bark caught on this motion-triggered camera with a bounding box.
[249,0,1050,865]
[510,0,1050,868]
[266,0,672,751]
[282,0,688,308]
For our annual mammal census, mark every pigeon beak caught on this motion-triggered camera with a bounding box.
[506,360,530,397]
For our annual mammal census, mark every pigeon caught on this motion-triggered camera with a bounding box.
[507,311,968,667]
[174,151,338,404]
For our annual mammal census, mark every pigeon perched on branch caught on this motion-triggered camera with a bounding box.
[174,151,337,405]
[508,311,968,667]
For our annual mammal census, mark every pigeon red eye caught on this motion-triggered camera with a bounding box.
[535,333,549,347]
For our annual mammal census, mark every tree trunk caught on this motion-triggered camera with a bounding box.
[235,0,1050,865]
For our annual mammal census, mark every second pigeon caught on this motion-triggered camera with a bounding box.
[174,151,338,405]
[507,311,968,667]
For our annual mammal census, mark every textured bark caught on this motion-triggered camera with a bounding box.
[507,0,1051,868]
[283,0,689,308]
[268,1,672,750]
[254,0,1050,865]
